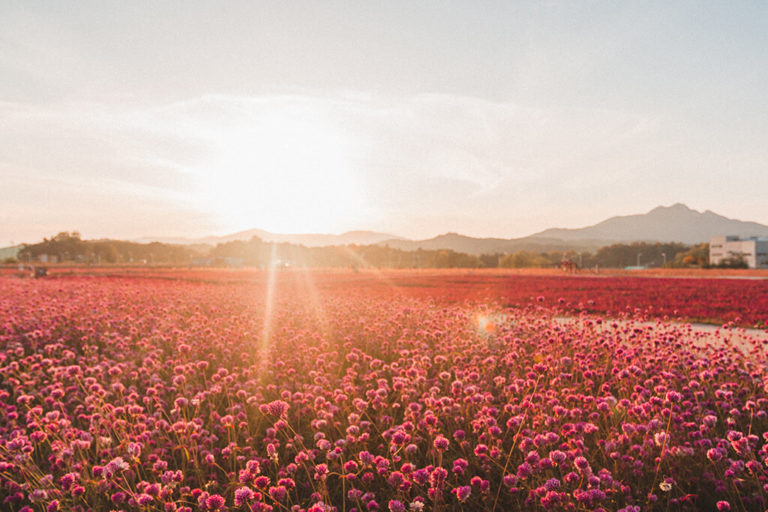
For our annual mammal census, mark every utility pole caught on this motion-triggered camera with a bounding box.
[661,253,666,266]
[637,252,642,267]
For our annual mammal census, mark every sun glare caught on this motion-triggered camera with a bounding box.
[474,311,501,336]
[194,108,367,234]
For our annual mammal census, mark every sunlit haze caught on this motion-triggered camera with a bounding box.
[2,1,767,244]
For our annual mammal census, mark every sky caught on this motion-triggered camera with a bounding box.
[2,1,768,244]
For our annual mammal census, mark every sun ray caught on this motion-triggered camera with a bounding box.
[296,264,334,343]
[259,243,279,366]
[338,246,409,301]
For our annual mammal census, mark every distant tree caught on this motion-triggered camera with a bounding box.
[479,253,500,268]
[92,242,120,263]
[18,233,197,264]
[671,243,709,267]
[592,242,689,268]
[713,255,748,269]
[499,251,551,268]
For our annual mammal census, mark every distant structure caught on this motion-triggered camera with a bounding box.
[709,236,768,268]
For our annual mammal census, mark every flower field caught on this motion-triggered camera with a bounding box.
[1,269,768,511]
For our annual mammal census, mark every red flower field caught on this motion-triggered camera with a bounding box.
[1,269,767,511]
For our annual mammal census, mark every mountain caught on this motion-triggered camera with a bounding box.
[380,233,605,255]
[138,229,404,247]
[111,204,768,256]
[530,203,768,245]
[377,204,768,255]
[238,229,405,247]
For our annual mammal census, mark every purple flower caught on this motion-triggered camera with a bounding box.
[205,494,226,510]
[111,492,127,504]
[574,456,590,472]
[359,451,375,465]
[549,450,566,464]
[265,400,290,417]
[127,441,142,458]
[59,472,78,490]
[137,494,154,506]
[234,487,254,506]
[452,485,471,502]
[707,448,724,462]
[517,462,533,479]
[433,435,449,451]
[103,456,129,478]
[269,485,287,501]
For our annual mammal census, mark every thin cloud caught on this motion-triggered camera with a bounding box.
[1,91,765,242]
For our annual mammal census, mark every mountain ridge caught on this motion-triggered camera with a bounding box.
[377,233,607,255]
[8,204,767,256]
[529,203,768,245]
[135,229,404,247]
[378,204,768,255]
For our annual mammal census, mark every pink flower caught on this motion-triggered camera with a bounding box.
[205,494,226,510]
[574,456,590,472]
[707,448,724,462]
[452,485,471,502]
[110,492,127,504]
[268,486,287,501]
[234,487,254,506]
[433,434,449,451]
[137,494,154,506]
[265,400,290,417]
[549,450,566,464]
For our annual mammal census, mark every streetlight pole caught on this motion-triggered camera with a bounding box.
[662,253,666,266]
[637,253,642,267]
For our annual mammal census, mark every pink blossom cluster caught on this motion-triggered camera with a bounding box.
[0,271,767,511]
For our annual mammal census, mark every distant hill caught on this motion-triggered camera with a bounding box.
[377,204,768,255]
[531,203,768,245]
[138,229,404,247]
[379,233,605,255]
[122,204,768,256]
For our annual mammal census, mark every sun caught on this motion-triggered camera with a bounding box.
[193,107,368,234]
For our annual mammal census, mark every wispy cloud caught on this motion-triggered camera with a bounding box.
[2,90,766,242]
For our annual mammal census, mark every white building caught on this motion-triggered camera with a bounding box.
[710,236,768,268]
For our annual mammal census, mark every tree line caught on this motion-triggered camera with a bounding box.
[14,232,203,265]
[9,231,721,269]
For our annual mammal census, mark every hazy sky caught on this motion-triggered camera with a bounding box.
[2,1,768,243]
